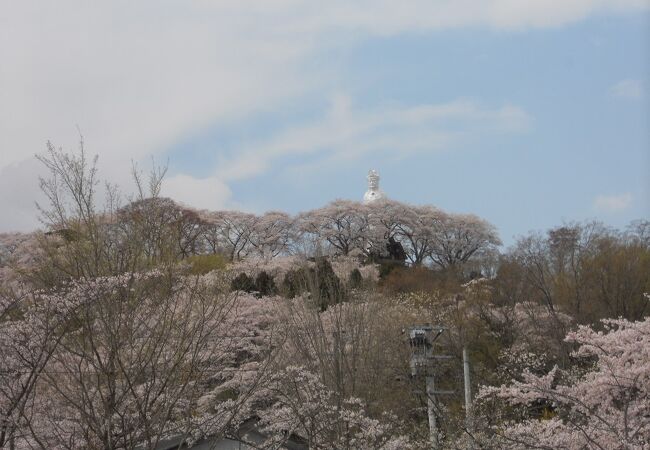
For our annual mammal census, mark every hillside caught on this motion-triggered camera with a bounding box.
[0,149,648,449]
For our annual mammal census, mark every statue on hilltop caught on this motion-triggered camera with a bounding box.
[363,169,386,205]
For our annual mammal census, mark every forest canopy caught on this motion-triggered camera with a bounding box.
[0,146,648,449]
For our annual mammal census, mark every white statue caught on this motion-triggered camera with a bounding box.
[363,169,386,204]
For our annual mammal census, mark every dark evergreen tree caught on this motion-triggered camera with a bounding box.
[231,272,255,293]
[386,237,407,262]
[281,268,307,299]
[348,268,363,288]
[255,271,278,297]
[313,257,343,311]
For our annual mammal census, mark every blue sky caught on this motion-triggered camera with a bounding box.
[1,2,648,245]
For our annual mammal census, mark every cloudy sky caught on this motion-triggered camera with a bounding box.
[1,1,648,245]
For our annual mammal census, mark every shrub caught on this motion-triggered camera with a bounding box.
[186,253,227,275]
[380,265,462,295]
[378,260,401,279]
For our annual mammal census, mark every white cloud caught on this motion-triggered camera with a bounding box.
[161,174,232,211]
[610,79,645,100]
[0,159,47,231]
[0,2,314,169]
[215,96,532,181]
[593,193,633,212]
[270,0,647,35]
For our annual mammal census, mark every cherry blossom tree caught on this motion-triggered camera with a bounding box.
[479,315,650,449]
[428,213,501,270]
[203,211,256,261]
[0,232,42,294]
[274,292,422,432]
[394,204,443,266]
[117,197,208,262]
[367,201,500,268]
[256,366,421,449]
[17,273,205,448]
[183,290,283,444]
[295,200,370,256]
[0,233,34,269]
[173,207,209,258]
[248,211,293,259]
[0,287,77,449]
[10,271,280,450]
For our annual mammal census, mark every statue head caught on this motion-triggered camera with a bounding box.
[367,169,380,190]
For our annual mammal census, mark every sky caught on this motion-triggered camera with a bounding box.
[0,1,648,246]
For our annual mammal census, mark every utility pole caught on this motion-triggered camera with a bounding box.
[408,325,450,450]
[463,346,473,448]
[426,374,438,449]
